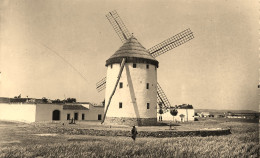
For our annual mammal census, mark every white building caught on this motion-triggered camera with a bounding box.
[0,97,104,123]
[159,108,195,122]
[104,36,159,125]
[200,112,210,117]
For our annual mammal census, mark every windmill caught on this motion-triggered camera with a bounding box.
[97,10,194,125]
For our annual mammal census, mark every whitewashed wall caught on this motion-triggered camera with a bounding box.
[159,109,195,122]
[37,103,104,122]
[0,103,36,122]
[62,110,86,121]
[86,104,104,121]
[105,63,157,119]
[0,103,104,122]
[35,104,63,121]
[62,106,103,121]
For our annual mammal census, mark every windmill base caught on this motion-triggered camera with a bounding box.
[105,117,157,126]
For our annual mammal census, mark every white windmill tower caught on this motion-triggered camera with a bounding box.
[96,11,194,125]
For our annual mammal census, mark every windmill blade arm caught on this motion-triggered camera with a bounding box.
[149,28,194,58]
[106,10,131,43]
[101,58,126,124]
[157,82,171,109]
[96,77,106,92]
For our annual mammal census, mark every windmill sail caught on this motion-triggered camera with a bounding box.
[157,83,171,110]
[98,10,131,92]
[96,77,106,92]
[106,10,131,43]
[148,28,194,58]
[101,58,126,124]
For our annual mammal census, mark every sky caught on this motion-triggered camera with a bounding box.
[0,0,258,111]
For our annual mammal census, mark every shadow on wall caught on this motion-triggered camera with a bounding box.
[125,64,140,118]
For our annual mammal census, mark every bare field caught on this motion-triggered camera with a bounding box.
[0,119,259,157]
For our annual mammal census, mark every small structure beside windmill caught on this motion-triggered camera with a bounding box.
[159,104,195,122]
[96,11,194,126]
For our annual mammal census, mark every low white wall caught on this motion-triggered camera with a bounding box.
[159,109,195,122]
[0,103,105,122]
[0,103,36,122]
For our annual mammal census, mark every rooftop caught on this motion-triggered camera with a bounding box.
[63,104,89,110]
[0,97,103,107]
[106,36,159,67]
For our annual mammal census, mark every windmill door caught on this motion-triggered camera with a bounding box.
[98,114,102,120]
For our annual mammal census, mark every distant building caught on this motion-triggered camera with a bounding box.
[216,114,225,118]
[208,114,214,117]
[226,113,257,119]
[0,97,10,103]
[158,104,195,122]
[0,97,104,123]
[200,112,210,117]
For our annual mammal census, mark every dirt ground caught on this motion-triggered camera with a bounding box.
[0,118,258,157]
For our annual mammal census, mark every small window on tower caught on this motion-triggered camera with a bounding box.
[119,82,123,88]
[119,102,123,109]
[111,64,113,69]
[146,64,149,69]
[146,83,149,89]
[98,114,102,120]
[67,114,70,120]
[133,63,136,68]
[82,114,85,120]
[147,103,150,109]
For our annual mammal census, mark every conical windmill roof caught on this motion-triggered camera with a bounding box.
[106,36,159,67]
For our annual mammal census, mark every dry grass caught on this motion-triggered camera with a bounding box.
[0,119,259,158]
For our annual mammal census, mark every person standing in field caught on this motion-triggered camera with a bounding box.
[131,126,138,141]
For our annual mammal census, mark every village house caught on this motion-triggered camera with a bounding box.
[158,104,195,122]
[198,112,210,117]
[0,97,104,123]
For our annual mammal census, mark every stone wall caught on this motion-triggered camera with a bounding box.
[33,125,232,137]
[105,117,157,126]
